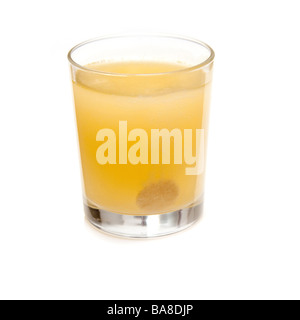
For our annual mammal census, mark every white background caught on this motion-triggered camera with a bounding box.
[0,0,299,300]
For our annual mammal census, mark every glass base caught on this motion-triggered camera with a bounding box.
[84,203,203,238]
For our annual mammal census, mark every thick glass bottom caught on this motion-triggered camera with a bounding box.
[84,202,203,238]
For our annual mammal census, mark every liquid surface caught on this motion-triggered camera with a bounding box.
[86,60,187,74]
[72,61,211,215]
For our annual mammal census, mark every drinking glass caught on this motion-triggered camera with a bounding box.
[68,34,214,238]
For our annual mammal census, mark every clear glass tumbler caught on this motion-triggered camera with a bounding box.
[68,34,214,238]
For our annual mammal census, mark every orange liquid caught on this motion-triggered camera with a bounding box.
[72,61,211,215]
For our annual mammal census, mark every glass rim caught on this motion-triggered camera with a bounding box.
[67,34,215,77]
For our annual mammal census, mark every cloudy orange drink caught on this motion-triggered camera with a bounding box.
[72,61,212,215]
